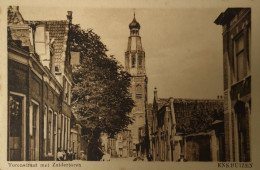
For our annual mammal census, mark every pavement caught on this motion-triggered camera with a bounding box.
[110,157,148,162]
[110,157,135,162]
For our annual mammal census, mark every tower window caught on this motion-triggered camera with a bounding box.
[55,66,60,72]
[138,56,142,67]
[136,84,142,99]
[132,55,136,68]
[136,94,142,99]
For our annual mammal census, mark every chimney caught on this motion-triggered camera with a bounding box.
[67,11,72,23]
[154,87,158,102]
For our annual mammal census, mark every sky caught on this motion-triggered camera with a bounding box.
[20,7,225,103]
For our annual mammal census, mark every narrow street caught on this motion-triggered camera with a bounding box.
[110,157,136,162]
[110,157,147,162]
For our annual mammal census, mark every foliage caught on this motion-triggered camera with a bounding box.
[70,24,134,141]
[176,101,224,135]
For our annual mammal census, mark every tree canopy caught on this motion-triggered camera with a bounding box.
[176,101,224,135]
[70,24,134,139]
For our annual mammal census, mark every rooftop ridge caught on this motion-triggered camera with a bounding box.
[25,20,67,22]
[171,97,224,101]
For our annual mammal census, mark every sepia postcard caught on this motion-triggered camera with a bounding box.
[0,0,260,170]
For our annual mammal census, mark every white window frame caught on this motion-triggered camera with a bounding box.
[29,99,40,160]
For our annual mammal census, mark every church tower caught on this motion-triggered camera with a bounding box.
[125,13,148,155]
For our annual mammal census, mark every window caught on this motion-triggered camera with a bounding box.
[29,101,39,160]
[55,66,60,72]
[126,56,129,68]
[67,118,70,150]
[8,94,24,161]
[132,55,136,68]
[64,81,68,102]
[64,116,68,150]
[138,56,142,67]
[61,114,64,150]
[67,83,71,105]
[47,109,53,155]
[136,94,142,99]
[44,106,47,155]
[53,112,57,155]
[234,34,248,82]
[55,65,62,75]
[136,84,142,99]
[64,80,71,104]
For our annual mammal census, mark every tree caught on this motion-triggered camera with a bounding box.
[70,24,134,160]
[176,101,224,134]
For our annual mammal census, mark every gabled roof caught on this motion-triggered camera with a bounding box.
[8,6,25,25]
[154,98,169,111]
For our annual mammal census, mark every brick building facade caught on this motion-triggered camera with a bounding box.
[7,6,73,161]
[215,8,251,162]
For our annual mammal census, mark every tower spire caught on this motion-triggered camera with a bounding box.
[134,9,135,18]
